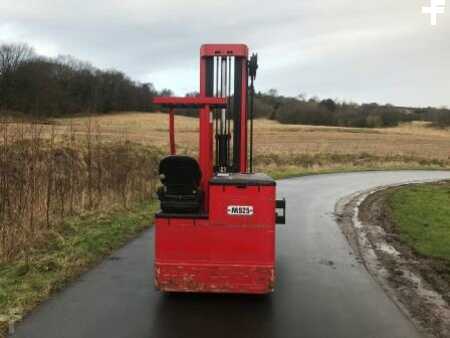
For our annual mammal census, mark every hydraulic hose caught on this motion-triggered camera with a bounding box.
[248,53,258,173]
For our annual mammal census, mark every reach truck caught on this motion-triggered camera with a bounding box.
[153,44,286,294]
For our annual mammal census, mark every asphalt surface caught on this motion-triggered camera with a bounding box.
[11,171,450,338]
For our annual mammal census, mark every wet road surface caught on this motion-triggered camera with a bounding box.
[12,171,450,338]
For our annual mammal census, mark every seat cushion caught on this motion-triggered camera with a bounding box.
[159,155,201,194]
[157,187,203,213]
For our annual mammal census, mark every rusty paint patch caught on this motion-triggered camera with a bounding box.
[155,263,274,294]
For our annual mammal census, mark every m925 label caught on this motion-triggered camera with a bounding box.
[227,205,254,216]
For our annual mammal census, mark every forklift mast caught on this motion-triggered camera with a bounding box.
[200,44,249,175]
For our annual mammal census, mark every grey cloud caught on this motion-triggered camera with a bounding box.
[0,0,448,106]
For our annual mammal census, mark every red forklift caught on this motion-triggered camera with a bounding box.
[153,44,286,294]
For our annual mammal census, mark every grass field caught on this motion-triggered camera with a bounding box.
[387,182,450,260]
[45,112,450,176]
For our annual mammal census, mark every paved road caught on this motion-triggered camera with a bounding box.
[12,171,450,338]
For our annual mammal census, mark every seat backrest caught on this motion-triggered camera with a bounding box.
[159,155,202,193]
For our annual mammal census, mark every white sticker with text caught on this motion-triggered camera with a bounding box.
[227,205,254,216]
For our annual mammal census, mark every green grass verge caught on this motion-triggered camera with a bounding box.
[387,182,450,260]
[0,201,157,329]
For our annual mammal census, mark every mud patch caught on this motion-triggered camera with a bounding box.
[335,183,450,338]
[318,259,336,269]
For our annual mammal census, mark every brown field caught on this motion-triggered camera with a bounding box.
[49,112,450,157]
[47,112,450,175]
[3,111,449,177]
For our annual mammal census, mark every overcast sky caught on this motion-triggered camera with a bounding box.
[1,0,449,107]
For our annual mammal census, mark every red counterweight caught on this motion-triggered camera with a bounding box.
[153,44,286,294]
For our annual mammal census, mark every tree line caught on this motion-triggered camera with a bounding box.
[253,90,450,128]
[173,89,450,128]
[0,43,160,117]
[1,42,449,127]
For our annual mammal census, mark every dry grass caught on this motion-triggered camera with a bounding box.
[254,120,450,160]
[0,119,162,264]
[53,112,199,152]
[45,112,450,172]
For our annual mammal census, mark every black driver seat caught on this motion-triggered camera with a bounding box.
[157,155,203,213]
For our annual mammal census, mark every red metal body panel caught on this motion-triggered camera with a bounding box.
[199,51,207,95]
[209,185,275,227]
[198,108,213,211]
[200,44,249,57]
[155,183,276,293]
[153,96,226,108]
[155,263,274,294]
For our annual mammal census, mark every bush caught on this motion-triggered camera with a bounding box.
[0,120,162,263]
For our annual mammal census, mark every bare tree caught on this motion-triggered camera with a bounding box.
[0,43,35,110]
[0,43,34,76]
